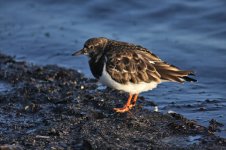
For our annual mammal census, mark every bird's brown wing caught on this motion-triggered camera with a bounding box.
[137,48,196,83]
[106,45,196,84]
[106,49,162,84]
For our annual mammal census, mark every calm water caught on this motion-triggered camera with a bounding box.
[0,0,226,137]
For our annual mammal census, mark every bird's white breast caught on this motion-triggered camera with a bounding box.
[99,64,159,94]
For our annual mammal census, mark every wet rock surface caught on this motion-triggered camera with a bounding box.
[0,53,225,149]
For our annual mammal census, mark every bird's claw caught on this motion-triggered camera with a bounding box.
[113,104,135,113]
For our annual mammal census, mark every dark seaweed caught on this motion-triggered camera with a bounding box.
[0,53,225,149]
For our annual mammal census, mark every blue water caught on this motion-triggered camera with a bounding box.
[0,0,226,137]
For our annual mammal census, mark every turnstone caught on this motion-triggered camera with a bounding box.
[72,37,196,113]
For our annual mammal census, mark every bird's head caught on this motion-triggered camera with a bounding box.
[72,37,108,58]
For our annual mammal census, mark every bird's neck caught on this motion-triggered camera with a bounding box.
[89,54,105,79]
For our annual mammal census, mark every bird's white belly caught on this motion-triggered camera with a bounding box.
[99,64,159,94]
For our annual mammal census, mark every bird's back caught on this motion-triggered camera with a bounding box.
[104,39,196,84]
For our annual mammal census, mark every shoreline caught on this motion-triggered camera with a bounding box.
[0,53,225,149]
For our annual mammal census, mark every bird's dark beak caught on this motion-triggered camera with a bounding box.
[72,48,86,56]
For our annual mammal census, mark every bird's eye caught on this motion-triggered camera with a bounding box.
[89,45,94,49]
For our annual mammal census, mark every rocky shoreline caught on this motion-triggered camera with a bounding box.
[0,53,225,149]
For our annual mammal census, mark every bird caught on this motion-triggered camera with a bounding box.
[72,37,196,113]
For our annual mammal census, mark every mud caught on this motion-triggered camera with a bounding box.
[0,53,225,149]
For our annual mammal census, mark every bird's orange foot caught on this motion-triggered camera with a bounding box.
[113,106,130,113]
[113,104,135,113]
[128,103,135,109]
[114,94,138,113]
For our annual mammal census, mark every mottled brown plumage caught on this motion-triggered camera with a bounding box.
[104,39,195,84]
[72,37,196,113]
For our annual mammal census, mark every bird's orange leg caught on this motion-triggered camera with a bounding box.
[129,94,139,108]
[114,94,133,113]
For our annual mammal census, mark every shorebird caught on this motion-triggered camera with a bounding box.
[72,37,196,113]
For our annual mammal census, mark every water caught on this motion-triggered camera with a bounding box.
[161,135,202,146]
[0,82,12,93]
[0,0,226,137]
